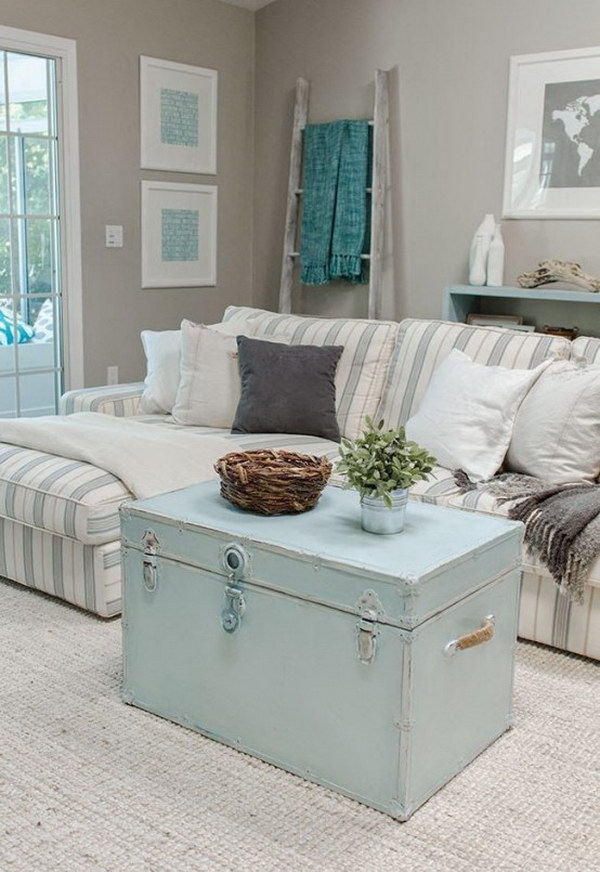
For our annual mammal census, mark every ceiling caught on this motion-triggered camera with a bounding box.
[216,0,276,10]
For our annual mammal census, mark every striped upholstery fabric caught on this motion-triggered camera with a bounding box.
[376,319,571,428]
[443,488,600,660]
[519,573,599,660]
[571,335,600,363]
[222,306,399,439]
[408,465,461,504]
[60,383,145,417]
[0,443,130,544]
[0,517,121,617]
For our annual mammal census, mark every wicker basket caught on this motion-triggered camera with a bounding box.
[214,449,332,516]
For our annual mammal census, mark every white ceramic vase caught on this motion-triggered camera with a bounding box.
[486,224,505,287]
[469,236,487,287]
[469,213,495,286]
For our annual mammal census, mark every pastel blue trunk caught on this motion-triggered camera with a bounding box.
[121,485,523,820]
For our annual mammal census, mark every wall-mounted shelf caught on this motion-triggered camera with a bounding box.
[442,284,600,324]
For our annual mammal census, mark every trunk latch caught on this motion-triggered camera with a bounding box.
[142,529,159,592]
[222,585,246,633]
[356,589,383,665]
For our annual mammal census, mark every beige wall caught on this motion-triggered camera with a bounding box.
[0,0,255,385]
[254,0,600,334]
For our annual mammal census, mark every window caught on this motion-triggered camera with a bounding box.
[0,28,82,418]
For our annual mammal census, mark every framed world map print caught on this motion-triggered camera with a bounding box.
[503,46,600,218]
[140,57,217,174]
[141,181,217,288]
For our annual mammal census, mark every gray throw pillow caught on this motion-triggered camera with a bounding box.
[232,336,344,442]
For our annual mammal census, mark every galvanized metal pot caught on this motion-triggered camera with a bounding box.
[360,488,408,534]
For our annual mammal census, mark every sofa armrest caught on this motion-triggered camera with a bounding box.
[59,383,145,417]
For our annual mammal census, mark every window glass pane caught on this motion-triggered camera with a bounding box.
[24,218,55,295]
[0,217,11,296]
[0,376,17,418]
[23,137,50,214]
[16,325,55,376]
[23,293,55,339]
[18,370,56,416]
[7,53,49,135]
[0,136,7,213]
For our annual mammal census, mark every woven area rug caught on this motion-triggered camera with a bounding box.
[1,578,598,872]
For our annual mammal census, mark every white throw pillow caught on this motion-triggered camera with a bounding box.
[405,349,549,481]
[140,329,182,414]
[172,320,260,428]
[140,319,257,415]
[507,360,600,483]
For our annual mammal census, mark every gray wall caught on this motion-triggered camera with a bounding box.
[0,0,255,385]
[254,0,600,334]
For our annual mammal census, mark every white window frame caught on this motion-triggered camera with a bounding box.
[0,25,83,389]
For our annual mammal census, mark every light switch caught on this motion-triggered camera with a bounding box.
[105,225,123,248]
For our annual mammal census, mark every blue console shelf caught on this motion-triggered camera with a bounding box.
[442,284,600,324]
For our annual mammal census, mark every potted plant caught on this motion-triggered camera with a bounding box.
[337,417,436,534]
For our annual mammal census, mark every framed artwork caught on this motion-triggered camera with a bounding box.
[503,46,600,219]
[141,181,217,288]
[140,56,217,174]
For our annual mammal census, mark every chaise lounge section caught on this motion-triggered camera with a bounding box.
[0,307,598,660]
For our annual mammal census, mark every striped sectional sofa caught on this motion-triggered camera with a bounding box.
[0,307,598,662]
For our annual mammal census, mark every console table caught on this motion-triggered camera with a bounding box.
[442,284,600,327]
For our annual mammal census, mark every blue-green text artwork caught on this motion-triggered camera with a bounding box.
[160,88,199,148]
[161,209,199,262]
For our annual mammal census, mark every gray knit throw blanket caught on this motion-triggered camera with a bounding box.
[454,471,600,603]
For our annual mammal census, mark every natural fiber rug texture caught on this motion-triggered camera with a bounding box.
[0,578,598,872]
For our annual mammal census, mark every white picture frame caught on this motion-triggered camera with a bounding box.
[140,56,217,174]
[503,46,600,219]
[141,180,217,288]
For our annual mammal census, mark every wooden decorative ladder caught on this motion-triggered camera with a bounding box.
[278,70,390,319]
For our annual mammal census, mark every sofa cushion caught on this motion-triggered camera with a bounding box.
[0,443,131,545]
[377,319,570,429]
[571,335,600,364]
[408,465,461,505]
[445,488,600,590]
[0,421,340,545]
[222,306,399,440]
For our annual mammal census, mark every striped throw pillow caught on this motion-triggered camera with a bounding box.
[222,306,400,440]
[376,319,571,429]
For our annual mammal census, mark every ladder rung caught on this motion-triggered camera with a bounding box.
[294,187,373,195]
[299,120,374,131]
[288,252,371,260]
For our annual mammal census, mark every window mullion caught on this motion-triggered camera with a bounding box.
[3,50,20,416]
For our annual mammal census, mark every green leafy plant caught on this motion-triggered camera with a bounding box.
[337,417,436,508]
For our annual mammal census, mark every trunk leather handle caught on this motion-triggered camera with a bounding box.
[444,615,495,656]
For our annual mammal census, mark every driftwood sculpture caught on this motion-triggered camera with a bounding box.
[518,260,600,293]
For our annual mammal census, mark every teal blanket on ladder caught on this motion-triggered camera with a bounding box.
[300,120,370,286]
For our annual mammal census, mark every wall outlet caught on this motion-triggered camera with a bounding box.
[107,366,119,385]
[105,225,123,248]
